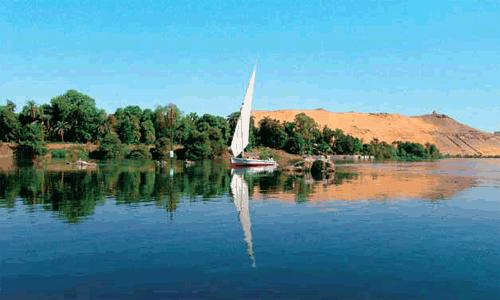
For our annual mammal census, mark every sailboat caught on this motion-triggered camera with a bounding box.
[230,66,278,167]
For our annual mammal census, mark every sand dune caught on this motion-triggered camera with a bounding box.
[252,109,500,156]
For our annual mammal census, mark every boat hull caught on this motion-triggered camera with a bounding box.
[231,157,278,167]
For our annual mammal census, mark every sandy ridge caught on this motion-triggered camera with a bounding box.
[252,109,500,156]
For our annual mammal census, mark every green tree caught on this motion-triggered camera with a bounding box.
[426,143,441,159]
[0,101,20,142]
[154,104,180,141]
[367,139,396,160]
[54,120,70,142]
[175,114,196,145]
[16,122,47,157]
[206,127,226,157]
[258,117,288,149]
[197,114,230,143]
[316,126,335,154]
[395,141,433,160]
[127,145,152,160]
[96,132,126,159]
[19,101,42,125]
[184,130,211,160]
[284,132,306,154]
[227,112,240,136]
[140,119,156,144]
[151,137,170,160]
[332,129,363,155]
[50,90,105,142]
[114,106,143,144]
[294,113,318,153]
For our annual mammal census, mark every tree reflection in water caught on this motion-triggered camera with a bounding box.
[0,160,475,223]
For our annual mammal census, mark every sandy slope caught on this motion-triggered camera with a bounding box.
[252,109,500,156]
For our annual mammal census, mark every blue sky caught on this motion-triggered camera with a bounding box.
[1,1,499,131]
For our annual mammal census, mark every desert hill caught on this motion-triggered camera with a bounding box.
[252,109,500,156]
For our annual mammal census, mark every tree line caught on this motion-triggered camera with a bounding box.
[0,89,440,160]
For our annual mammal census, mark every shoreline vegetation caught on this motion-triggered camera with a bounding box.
[1,89,443,164]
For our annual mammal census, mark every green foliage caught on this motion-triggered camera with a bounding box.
[0,101,20,142]
[50,149,67,159]
[284,132,306,154]
[19,101,43,125]
[114,106,144,144]
[16,122,48,157]
[2,94,442,161]
[151,137,171,160]
[394,141,442,161]
[127,145,152,160]
[184,131,212,160]
[140,119,156,144]
[426,143,441,159]
[258,148,278,161]
[258,117,288,149]
[54,120,70,142]
[95,132,126,159]
[396,141,427,160]
[366,139,396,160]
[154,104,180,140]
[67,146,90,160]
[332,129,363,155]
[175,114,196,145]
[198,114,230,143]
[359,139,439,161]
[50,90,105,142]
[293,113,319,154]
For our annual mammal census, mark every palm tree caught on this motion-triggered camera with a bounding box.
[54,121,70,142]
[25,101,39,121]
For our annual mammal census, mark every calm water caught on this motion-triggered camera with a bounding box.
[1,159,499,299]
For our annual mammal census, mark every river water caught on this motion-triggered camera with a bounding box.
[1,159,499,299]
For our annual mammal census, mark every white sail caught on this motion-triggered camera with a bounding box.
[230,66,256,157]
[230,172,256,267]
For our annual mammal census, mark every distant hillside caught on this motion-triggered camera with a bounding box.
[252,109,500,156]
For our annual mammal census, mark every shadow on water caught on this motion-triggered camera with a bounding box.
[0,158,478,223]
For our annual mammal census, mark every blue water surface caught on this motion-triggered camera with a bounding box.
[1,159,499,299]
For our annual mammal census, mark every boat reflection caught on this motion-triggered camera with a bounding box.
[232,165,278,175]
[230,172,256,267]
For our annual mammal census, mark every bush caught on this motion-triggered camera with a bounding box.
[258,148,277,161]
[16,143,48,158]
[151,137,171,160]
[184,131,211,160]
[284,132,305,154]
[127,145,152,160]
[332,129,363,154]
[16,122,47,158]
[94,132,126,159]
[425,143,441,159]
[51,149,67,159]
[366,139,396,160]
[67,147,90,160]
[258,117,288,149]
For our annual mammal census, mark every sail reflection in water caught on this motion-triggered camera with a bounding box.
[230,171,256,267]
